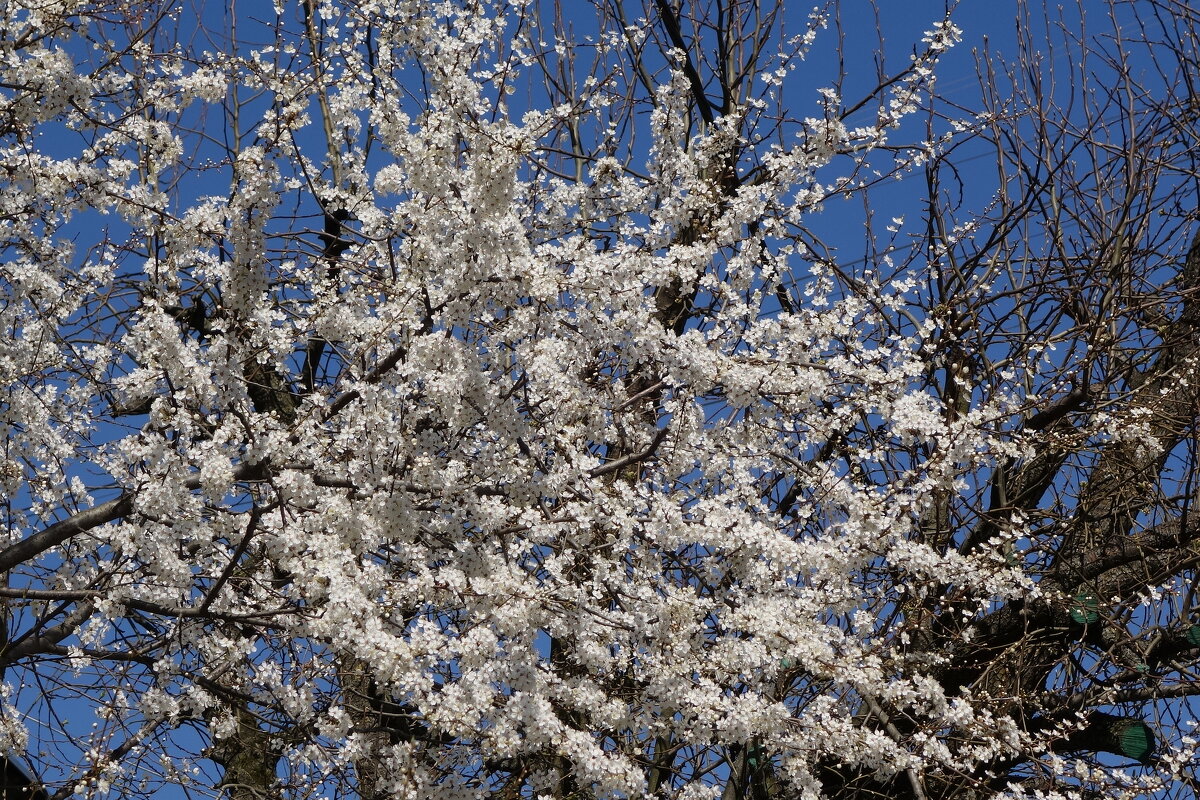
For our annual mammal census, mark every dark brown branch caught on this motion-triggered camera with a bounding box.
[588,426,670,478]
[0,463,271,574]
[653,0,716,125]
[2,600,95,662]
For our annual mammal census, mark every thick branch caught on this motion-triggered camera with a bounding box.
[0,463,270,574]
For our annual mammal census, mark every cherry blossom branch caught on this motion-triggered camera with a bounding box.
[588,426,671,478]
[0,463,272,574]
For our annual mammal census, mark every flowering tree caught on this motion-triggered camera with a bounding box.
[2,0,1200,798]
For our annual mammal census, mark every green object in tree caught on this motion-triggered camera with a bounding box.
[746,742,766,770]
[1116,720,1155,762]
[1186,624,1200,647]
[1069,592,1100,625]
[1074,712,1157,762]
